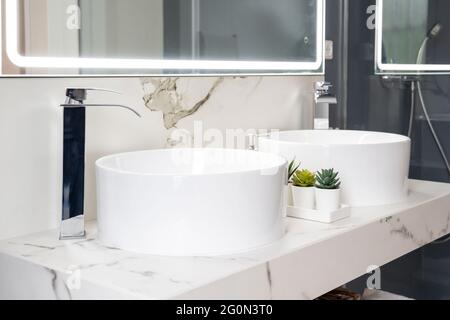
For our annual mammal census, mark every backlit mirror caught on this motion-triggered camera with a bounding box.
[1,0,324,77]
[376,0,450,74]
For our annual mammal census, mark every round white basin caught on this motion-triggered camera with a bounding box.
[258,130,411,207]
[96,148,287,256]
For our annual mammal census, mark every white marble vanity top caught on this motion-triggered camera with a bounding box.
[1,179,450,300]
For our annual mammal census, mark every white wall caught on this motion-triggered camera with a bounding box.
[0,75,321,240]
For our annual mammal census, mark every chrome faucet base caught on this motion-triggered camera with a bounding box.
[60,215,86,240]
[314,81,337,130]
[60,233,86,240]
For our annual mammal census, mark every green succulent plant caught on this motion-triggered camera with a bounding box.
[315,169,341,190]
[292,169,316,187]
[287,159,301,183]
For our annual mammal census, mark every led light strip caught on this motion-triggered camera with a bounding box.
[376,0,450,72]
[5,0,324,71]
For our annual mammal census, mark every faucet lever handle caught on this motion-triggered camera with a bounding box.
[84,88,122,94]
[65,88,122,103]
[314,81,333,93]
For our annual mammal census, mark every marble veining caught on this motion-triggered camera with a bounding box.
[266,262,273,299]
[46,268,72,300]
[141,77,225,129]
[1,180,450,300]
[390,225,420,244]
[381,211,450,246]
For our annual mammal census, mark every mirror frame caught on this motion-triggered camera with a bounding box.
[375,0,450,75]
[2,0,325,77]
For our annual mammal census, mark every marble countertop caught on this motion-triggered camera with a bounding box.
[1,179,450,300]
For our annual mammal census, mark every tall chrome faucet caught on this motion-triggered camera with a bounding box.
[60,88,141,240]
[313,81,337,130]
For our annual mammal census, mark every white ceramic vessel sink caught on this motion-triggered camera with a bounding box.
[96,148,286,256]
[258,130,411,207]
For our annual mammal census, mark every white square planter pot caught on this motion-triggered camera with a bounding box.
[282,184,293,217]
[315,188,341,211]
[291,185,315,209]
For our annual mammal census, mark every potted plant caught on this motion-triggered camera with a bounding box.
[315,169,341,211]
[288,159,301,183]
[285,159,301,208]
[291,169,316,209]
